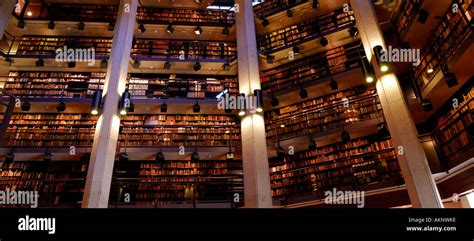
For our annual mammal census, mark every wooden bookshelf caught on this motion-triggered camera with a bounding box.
[4,71,105,98]
[265,85,380,140]
[269,134,403,199]
[394,0,422,37]
[137,7,235,26]
[19,3,118,22]
[0,161,88,207]
[110,160,243,205]
[131,39,237,61]
[127,74,238,99]
[260,42,363,94]
[257,7,356,53]
[2,113,97,148]
[119,114,240,148]
[253,0,308,19]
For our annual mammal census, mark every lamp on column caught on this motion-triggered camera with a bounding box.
[91,90,102,115]
[373,45,389,73]
[119,90,131,116]
[238,93,246,116]
[254,89,264,113]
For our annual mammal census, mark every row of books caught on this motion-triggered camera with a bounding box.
[253,0,308,18]
[140,162,230,169]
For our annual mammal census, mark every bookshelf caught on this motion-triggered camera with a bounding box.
[394,0,422,37]
[265,85,381,140]
[131,39,237,61]
[4,71,106,98]
[2,113,97,148]
[119,114,240,148]
[257,7,356,53]
[260,42,363,94]
[432,86,474,167]
[42,4,118,22]
[253,0,308,19]
[0,161,88,207]
[137,7,235,26]
[127,74,238,99]
[269,134,403,199]
[110,160,243,205]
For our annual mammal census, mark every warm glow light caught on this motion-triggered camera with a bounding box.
[280,124,285,128]
[120,110,127,115]
[381,65,389,72]
[91,110,99,115]
[256,107,263,113]
[27,11,32,17]
[238,110,246,116]
[366,76,374,83]
[427,68,434,74]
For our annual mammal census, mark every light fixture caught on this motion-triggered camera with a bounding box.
[193,61,201,72]
[266,55,274,64]
[4,152,14,163]
[21,101,31,111]
[362,58,375,83]
[194,26,203,35]
[261,18,269,27]
[27,11,32,17]
[48,21,55,30]
[156,151,165,162]
[226,152,234,161]
[119,90,131,116]
[223,26,230,36]
[193,101,201,113]
[35,59,44,67]
[108,22,115,31]
[80,153,90,162]
[341,129,351,143]
[191,150,200,161]
[427,68,434,74]
[44,151,53,162]
[277,146,286,159]
[68,62,76,68]
[377,123,390,138]
[166,24,174,34]
[330,79,338,90]
[287,9,293,17]
[91,90,102,115]
[119,152,129,162]
[417,9,429,24]
[299,87,308,99]
[271,96,279,107]
[254,89,264,113]
[445,72,458,88]
[160,103,168,113]
[128,102,135,113]
[292,46,300,54]
[238,93,246,116]
[422,99,433,112]
[164,61,171,69]
[349,26,359,37]
[280,124,285,128]
[133,60,140,69]
[138,24,146,33]
[312,0,319,8]
[308,139,317,151]
[56,102,66,112]
[101,60,108,69]
[320,37,328,47]
[373,45,389,72]
[78,22,85,30]
[17,20,25,29]
[223,62,231,71]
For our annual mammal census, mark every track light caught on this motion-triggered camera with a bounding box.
[266,55,274,64]
[193,101,201,113]
[226,152,234,161]
[193,61,201,71]
[417,9,429,24]
[422,99,433,112]
[108,22,115,31]
[377,123,390,138]
[164,61,171,69]
[156,152,165,162]
[56,101,66,112]
[445,72,458,88]
[133,60,140,69]
[330,79,339,90]
[261,18,269,27]
[287,9,293,17]
[78,22,85,30]
[138,24,146,33]
[292,46,300,54]
[18,20,25,29]
[44,151,53,162]
[277,146,286,159]
[271,96,279,107]
[160,103,168,113]
[68,62,76,68]
[373,45,389,72]
[48,21,55,30]
[191,151,200,161]
[320,37,328,47]
[166,24,174,34]
[349,26,359,37]
[308,139,317,151]
[4,152,14,163]
[21,101,31,111]
[194,26,203,35]
[91,90,102,115]
[238,93,246,116]
[119,152,129,162]
[35,59,44,67]
[223,62,231,71]
[341,129,351,143]
[223,26,230,36]
[254,89,264,113]
[299,87,308,99]
[119,90,131,116]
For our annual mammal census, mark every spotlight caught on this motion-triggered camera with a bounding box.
[44,151,53,162]
[119,90,131,116]
[238,93,246,116]
[226,152,234,161]
[330,79,339,90]
[166,24,174,34]
[377,123,390,138]
[373,45,389,72]
[254,89,264,113]
[417,9,429,24]
[349,26,359,37]
[271,96,279,107]
[341,130,351,143]
[287,9,293,17]
[48,21,55,30]
[119,152,129,162]
[299,87,308,99]
[21,101,31,111]
[97,60,106,69]
[164,61,171,69]
[191,151,200,161]
[445,72,458,88]
[193,101,201,113]
[91,90,102,115]
[194,26,203,35]
[422,99,433,112]
[223,62,231,71]
[427,68,434,74]
[133,60,140,69]
[35,59,44,67]
[108,22,115,31]
[320,37,328,47]
[160,103,168,113]
[223,26,230,36]
[193,61,201,72]
[56,101,66,112]
[308,139,317,151]
[312,0,319,8]
[128,102,135,113]
[266,55,274,64]
[292,46,300,54]
[68,62,76,68]
[138,24,146,33]
[156,152,165,162]
[4,152,14,163]
[362,58,375,83]
[18,20,25,29]
[261,18,269,27]
[78,22,85,30]
[277,146,286,159]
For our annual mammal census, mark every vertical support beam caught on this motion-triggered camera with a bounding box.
[235,0,273,208]
[0,0,16,38]
[460,192,474,208]
[0,96,15,146]
[82,0,137,208]
[351,0,443,208]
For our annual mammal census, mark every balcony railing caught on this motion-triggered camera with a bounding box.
[394,0,423,37]
[253,0,308,19]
